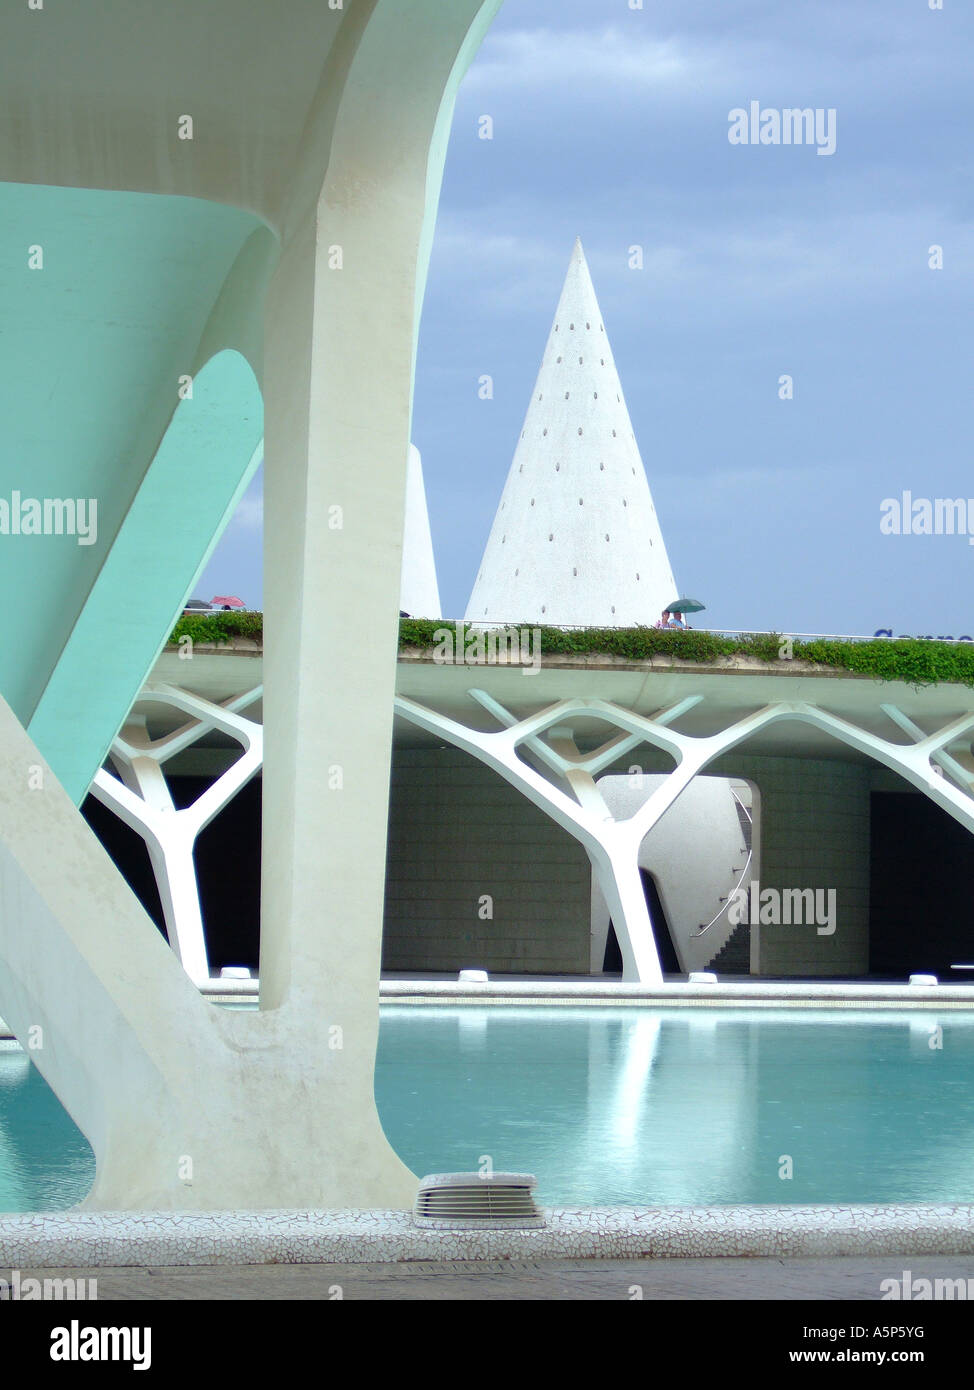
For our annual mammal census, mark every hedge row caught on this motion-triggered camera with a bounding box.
[168,610,264,645]
[400,620,974,688]
[166,613,974,689]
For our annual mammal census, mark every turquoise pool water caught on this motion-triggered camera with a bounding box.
[3,1007,973,1211]
[0,1041,95,1212]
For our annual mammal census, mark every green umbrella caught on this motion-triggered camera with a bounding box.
[666,597,706,614]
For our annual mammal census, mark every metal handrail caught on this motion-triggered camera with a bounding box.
[692,788,753,939]
[700,628,974,645]
[437,620,974,646]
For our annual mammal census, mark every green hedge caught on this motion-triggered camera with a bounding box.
[167,610,264,646]
[399,619,974,689]
[166,613,974,689]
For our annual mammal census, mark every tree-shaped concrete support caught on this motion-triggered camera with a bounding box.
[90,684,263,985]
[394,691,974,981]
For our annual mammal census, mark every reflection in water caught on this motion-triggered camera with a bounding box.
[607,1014,659,1155]
[457,1009,489,1052]
[909,1015,940,1053]
[376,1007,974,1207]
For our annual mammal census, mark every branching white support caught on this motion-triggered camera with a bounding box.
[396,692,658,980]
[396,692,774,983]
[881,703,974,794]
[90,684,263,985]
[794,702,974,832]
[395,689,974,983]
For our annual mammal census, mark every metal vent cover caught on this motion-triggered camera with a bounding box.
[413,1172,545,1229]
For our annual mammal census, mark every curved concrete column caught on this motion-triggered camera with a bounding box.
[0,0,502,1211]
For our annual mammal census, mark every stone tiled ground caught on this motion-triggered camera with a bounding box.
[12,1255,974,1300]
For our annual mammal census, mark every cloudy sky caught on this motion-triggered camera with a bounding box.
[201,0,974,638]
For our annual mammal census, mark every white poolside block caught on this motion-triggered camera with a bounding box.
[458,969,489,984]
[909,974,938,986]
[220,967,253,980]
[688,972,718,984]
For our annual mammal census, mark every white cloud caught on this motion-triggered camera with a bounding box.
[459,16,968,116]
[461,26,712,93]
[429,203,974,327]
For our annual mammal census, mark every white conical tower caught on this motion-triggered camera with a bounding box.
[466,239,677,626]
[399,444,442,618]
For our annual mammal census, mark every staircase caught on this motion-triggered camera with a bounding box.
[706,918,751,974]
[700,788,754,976]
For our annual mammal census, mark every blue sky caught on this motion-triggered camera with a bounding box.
[200,0,974,638]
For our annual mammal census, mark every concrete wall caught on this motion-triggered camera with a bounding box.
[384,748,591,974]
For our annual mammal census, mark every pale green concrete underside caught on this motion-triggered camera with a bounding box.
[0,182,268,801]
[0,0,501,809]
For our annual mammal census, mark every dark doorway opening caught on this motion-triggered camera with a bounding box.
[603,869,680,974]
[82,794,167,939]
[870,791,974,977]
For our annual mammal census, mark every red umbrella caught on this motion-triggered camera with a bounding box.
[211,595,245,608]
